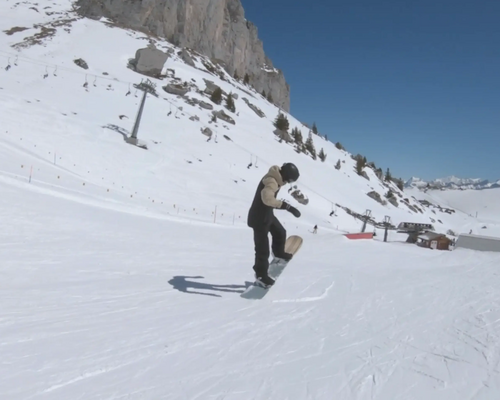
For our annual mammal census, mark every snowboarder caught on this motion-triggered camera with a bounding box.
[313,225,318,234]
[247,163,301,287]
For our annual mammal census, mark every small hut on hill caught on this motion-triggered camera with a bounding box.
[417,232,452,250]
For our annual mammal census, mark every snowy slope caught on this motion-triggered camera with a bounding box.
[2,1,500,399]
[0,0,482,237]
[3,165,500,400]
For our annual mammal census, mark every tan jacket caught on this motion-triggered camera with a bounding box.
[260,166,284,208]
[248,165,285,228]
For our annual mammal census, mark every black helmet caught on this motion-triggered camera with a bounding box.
[280,163,300,183]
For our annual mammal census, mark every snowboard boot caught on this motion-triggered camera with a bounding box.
[255,274,275,288]
[273,251,293,262]
[253,266,275,288]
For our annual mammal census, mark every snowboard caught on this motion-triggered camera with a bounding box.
[240,235,303,300]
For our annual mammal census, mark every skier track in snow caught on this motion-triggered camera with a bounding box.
[274,280,335,303]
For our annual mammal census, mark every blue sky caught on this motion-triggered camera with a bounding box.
[241,0,499,181]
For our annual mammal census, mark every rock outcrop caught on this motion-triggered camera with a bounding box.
[212,109,235,125]
[367,191,388,206]
[74,58,89,70]
[203,79,226,96]
[163,83,189,96]
[273,129,293,143]
[76,0,290,111]
[129,44,170,77]
[201,127,213,138]
[242,97,265,118]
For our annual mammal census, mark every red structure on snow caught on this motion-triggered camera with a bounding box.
[344,232,374,240]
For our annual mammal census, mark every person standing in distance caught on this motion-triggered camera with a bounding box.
[247,163,301,287]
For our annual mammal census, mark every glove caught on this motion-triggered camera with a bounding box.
[280,201,301,218]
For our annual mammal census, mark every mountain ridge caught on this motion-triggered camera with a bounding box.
[405,176,500,190]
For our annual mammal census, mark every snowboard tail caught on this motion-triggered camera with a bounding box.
[241,235,303,300]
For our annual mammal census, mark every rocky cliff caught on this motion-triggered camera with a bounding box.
[75,0,290,111]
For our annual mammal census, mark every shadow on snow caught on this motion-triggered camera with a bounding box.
[168,276,250,297]
[103,123,129,140]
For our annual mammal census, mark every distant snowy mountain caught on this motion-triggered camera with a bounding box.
[405,176,498,190]
[404,177,429,189]
[491,179,500,189]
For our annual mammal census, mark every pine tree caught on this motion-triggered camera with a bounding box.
[355,156,366,175]
[385,168,392,182]
[267,92,274,103]
[244,73,250,85]
[261,90,266,97]
[233,71,239,80]
[273,113,289,132]
[225,93,236,113]
[319,148,327,162]
[335,159,341,170]
[335,142,344,150]
[305,132,317,159]
[210,87,223,105]
[291,127,303,144]
[397,179,404,191]
[312,122,318,135]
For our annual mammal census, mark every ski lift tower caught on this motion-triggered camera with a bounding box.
[361,209,372,232]
[126,79,158,150]
[383,215,392,242]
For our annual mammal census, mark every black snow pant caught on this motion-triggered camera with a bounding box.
[252,216,286,276]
